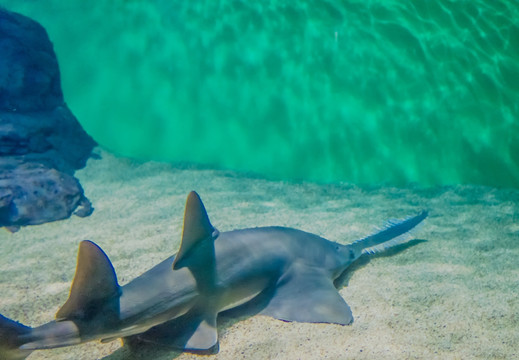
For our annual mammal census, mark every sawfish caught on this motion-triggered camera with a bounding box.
[0,191,427,359]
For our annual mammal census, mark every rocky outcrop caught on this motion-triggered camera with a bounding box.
[0,8,97,231]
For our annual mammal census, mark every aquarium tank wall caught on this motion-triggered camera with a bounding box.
[2,0,518,188]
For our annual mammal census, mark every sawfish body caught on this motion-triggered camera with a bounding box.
[0,191,427,359]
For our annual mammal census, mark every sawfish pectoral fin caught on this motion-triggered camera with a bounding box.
[260,262,353,325]
[130,306,219,352]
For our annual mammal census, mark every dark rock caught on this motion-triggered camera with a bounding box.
[0,106,95,173]
[0,9,62,112]
[0,164,93,231]
[0,8,97,232]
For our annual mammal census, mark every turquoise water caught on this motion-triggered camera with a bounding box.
[3,0,519,187]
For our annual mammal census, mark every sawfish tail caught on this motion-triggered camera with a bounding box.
[349,210,428,256]
[0,240,120,359]
[0,314,33,360]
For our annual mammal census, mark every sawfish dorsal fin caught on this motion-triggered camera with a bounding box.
[172,191,216,270]
[56,240,120,321]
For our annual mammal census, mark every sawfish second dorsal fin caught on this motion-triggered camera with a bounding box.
[56,240,120,321]
[173,191,217,270]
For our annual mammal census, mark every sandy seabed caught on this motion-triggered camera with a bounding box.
[1,149,518,360]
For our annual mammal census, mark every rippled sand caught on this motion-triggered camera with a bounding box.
[1,150,518,359]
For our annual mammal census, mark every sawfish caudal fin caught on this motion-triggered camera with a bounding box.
[0,314,33,360]
[350,210,428,256]
[56,240,120,321]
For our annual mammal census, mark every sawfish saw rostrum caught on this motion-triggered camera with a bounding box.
[0,191,427,359]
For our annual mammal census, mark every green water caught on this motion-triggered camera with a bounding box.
[3,0,519,187]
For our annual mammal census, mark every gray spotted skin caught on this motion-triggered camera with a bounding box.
[0,191,427,359]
